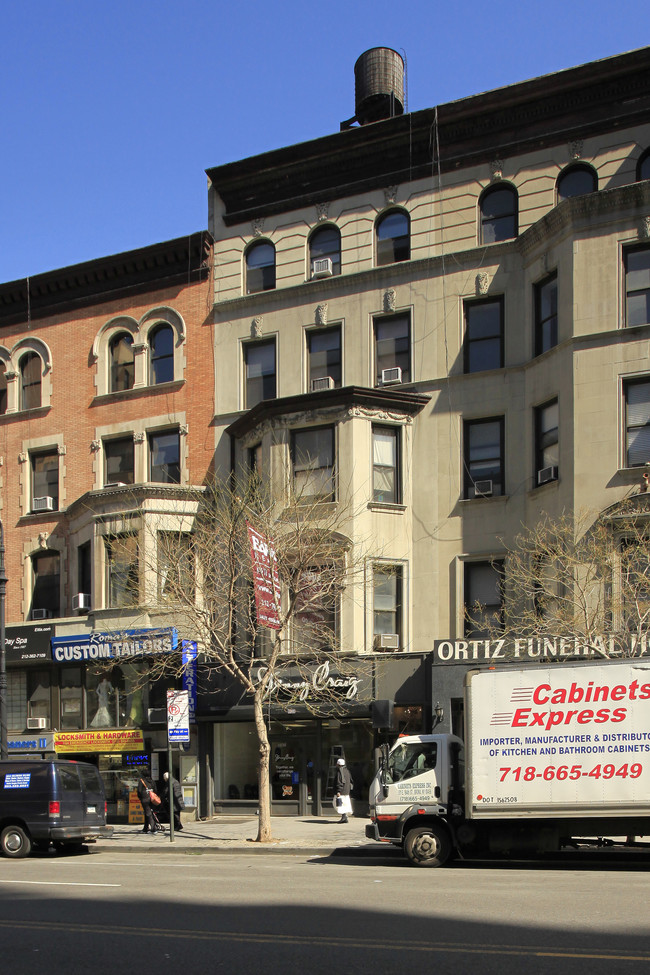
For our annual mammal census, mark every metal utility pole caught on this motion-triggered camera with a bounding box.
[0,520,8,760]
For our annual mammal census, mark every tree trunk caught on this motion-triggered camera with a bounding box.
[253,689,272,842]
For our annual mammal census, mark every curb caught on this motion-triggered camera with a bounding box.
[94,840,384,857]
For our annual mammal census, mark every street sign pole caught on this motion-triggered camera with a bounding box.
[166,688,190,844]
[167,736,174,844]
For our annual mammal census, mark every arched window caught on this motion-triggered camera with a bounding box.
[31,550,60,619]
[20,352,41,410]
[149,324,174,385]
[556,164,597,202]
[309,225,341,277]
[109,333,134,392]
[479,185,518,244]
[246,241,276,294]
[0,362,6,415]
[637,149,650,182]
[376,210,410,266]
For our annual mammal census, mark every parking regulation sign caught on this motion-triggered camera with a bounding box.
[167,689,190,743]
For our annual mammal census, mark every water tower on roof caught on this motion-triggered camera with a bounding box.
[341,47,405,129]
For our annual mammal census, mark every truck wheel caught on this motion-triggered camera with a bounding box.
[404,824,451,867]
[1,824,32,859]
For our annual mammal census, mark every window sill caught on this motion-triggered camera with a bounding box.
[0,405,51,424]
[91,379,185,406]
[368,502,406,513]
[459,493,508,503]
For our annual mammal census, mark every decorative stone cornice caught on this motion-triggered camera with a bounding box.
[315,304,328,326]
[475,272,489,296]
[251,316,263,337]
[383,289,396,312]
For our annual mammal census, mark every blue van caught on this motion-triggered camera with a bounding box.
[0,760,113,858]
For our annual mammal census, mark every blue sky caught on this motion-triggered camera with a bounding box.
[1,0,647,282]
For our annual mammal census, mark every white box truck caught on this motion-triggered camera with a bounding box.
[366,659,650,865]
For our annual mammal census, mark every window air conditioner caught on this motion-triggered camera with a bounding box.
[474,479,493,497]
[537,465,558,486]
[147,708,167,725]
[311,376,335,392]
[105,482,126,489]
[311,257,333,279]
[72,593,91,612]
[27,717,47,730]
[32,496,54,512]
[381,366,402,386]
[374,633,400,651]
[32,608,52,620]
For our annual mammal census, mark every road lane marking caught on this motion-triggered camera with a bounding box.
[0,920,646,962]
[0,881,121,888]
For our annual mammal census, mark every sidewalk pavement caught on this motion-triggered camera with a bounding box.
[97,814,378,857]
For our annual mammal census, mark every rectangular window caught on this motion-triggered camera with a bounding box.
[625,246,650,328]
[245,339,276,409]
[7,670,27,731]
[149,430,180,483]
[292,426,335,501]
[534,273,558,356]
[373,564,403,648]
[372,426,400,503]
[293,566,339,652]
[464,417,504,498]
[374,314,410,384]
[104,437,135,485]
[31,551,60,618]
[464,561,504,638]
[464,298,503,373]
[77,542,91,608]
[625,378,650,467]
[60,667,82,731]
[158,532,195,602]
[308,326,342,389]
[31,450,59,510]
[105,535,139,608]
[535,399,559,484]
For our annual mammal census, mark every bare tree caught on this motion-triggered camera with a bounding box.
[473,499,650,659]
[140,474,371,842]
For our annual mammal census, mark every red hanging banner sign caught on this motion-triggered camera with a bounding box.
[247,522,282,630]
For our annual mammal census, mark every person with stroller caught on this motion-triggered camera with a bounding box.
[163,771,185,831]
[137,773,161,834]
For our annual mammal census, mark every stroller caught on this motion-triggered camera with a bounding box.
[150,804,166,833]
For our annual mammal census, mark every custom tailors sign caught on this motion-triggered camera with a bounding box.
[465,660,650,817]
[51,627,178,662]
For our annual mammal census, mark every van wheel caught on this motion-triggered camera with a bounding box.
[1,825,32,859]
[404,824,451,867]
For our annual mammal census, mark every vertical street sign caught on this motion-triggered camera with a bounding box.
[167,689,190,743]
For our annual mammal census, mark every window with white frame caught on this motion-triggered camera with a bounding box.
[372,426,400,504]
[292,426,335,501]
[105,535,139,608]
[104,437,135,486]
[624,246,650,328]
[307,326,341,389]
[149,430,181,484]
[31,450,59,511]
[464,417,504,498]
[373,564,403,649]
[534,399,559,484]
[374,314,410,385]
[625,378,650,467]
[245,339,276,409]
[376,209,410,266]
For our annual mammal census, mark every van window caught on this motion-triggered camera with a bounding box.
[79,765,102,792]
[386,741,438,782]
[57,765,81,791]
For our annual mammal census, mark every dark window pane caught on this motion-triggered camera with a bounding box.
[376,211,410,265]
[310,226,341,275]
[373,565,402,641]
[106,536,138,607]
[246,242,276,293]
[110,333,134,391]
[150,325,174,384]
[626,248,650,328]
[105,438,134,484]
[308,327,341,387]
[149,431,180,483]
[639,152,650,182]
[245,340,276,408]
[373,426,399,503]
[32,551,60,616]
[0,362,7,415]
[535,400,559,476]
[21,353,41,410]
[480,187,517,243]
[375,315,410,383]
[465,300,503,372]
[535,274,558,355]
[465,561,504,638]
[557,165,597,201]
[31,452,58,508]
[626,380,650,466]
[465,418,503,497]
[292,427,335,500]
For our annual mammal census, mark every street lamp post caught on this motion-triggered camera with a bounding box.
[0,520,7,760]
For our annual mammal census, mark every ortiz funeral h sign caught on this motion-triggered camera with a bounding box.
[247,522,281,630]
[433,635,650,664]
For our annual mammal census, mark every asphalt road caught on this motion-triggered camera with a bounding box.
[0,846,649,974]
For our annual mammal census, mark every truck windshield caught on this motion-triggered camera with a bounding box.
[386,741,437,783]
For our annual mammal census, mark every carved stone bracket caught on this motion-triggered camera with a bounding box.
[490,158,504,182]
[384,186,398,206]
[57,444,66,456]
[251,218,265,237]
[251,316,263,337]
[568,139,584,160]
[475,272,489,296]
[38,531,49,549]
[179,424,189,436]
[315,304,328,326]
[316,202,329,222]
[639,216,650,240]
[383,289,396,312]
[90,439,101,452]
[133,432,146,444]
[18,452,27,464]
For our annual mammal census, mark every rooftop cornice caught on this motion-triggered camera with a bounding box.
[0,231,213,328]
[207,47,650,226]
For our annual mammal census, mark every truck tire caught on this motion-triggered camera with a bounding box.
[404,824,451,867]
[1,824,32,859]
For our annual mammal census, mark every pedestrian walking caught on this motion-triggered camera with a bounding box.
[333,756,353,823]
[137,774,161,834]
[163,771,185,831]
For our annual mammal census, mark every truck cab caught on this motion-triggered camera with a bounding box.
[367,733,464,865]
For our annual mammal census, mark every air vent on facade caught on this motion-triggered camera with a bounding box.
[32,608,52,620]
[374,632,400,650]
[311,376,335,392]
[72,593,91,612]
[32,496,54,512]
[312,258,333,279]
[474,479,493,497]
[27,717,47,730]
[381,366,402,385]
[537,465,558,486]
